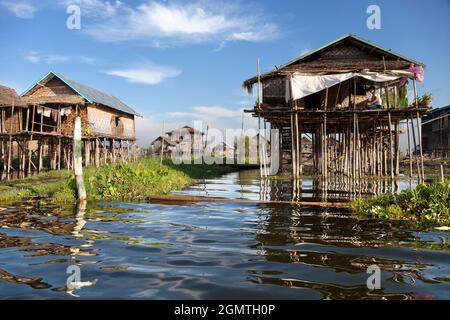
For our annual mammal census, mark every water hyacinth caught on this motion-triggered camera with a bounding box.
[350,180,450,226]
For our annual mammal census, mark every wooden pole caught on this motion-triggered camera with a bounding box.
[324,113,327,181]
[73,116,87,201]
[58,137,61,170]
[406,117,413,183]
[295,112,300,178]
[388,111,394,180]
[7,103,14,175]
[160,121,165,166]
[28,106,35,174]
[413,79,424,182]
[111,139,116,163]
[298,117,302,175]
[417,110,425,182]
[395,121,400,176]
[290,113,296,178]
[95,138,100,168]
[103,138,107,165]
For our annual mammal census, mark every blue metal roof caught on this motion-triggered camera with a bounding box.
[22,72,141,117]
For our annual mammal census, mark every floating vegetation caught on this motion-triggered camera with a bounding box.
[350,180,450,226]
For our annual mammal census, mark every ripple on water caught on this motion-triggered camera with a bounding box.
[0,171,449,299]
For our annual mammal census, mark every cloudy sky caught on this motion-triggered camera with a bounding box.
[1,0,450,146]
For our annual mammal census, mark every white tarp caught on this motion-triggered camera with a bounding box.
[286,71,411,102]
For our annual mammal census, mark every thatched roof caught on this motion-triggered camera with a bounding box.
[243,34,425,92]
[22,72,141,116]
[0,85,27,108]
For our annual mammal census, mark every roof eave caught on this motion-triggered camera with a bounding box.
[243,34,426,86]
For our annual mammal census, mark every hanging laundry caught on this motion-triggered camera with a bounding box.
[51,109,59,122]
[37,106,43,114]
[43,107,51,117]
[61,107,72,116]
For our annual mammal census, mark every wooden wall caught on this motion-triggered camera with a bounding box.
[87,104,135,140]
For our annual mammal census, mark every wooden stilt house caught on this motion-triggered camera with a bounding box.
[0,72,141,177]
[0,85,28,174]
[243,34,429,181]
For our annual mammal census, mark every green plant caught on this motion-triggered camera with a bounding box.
[350,180,450,226]
[416,93,433,107]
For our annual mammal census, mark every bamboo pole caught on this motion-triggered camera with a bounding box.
[406,116,413,184]
[298,117,302,175]
[413,79,424,182]
[58,137,61,170]
[7,103,14,175]
[324,88,328,181]
[410,113,421,183]
[290,113,296,178]
[324,113,327,181]
[388,111,394,180]
[416,110,425,182]
[28,105,36,174]
[295,112,300,178]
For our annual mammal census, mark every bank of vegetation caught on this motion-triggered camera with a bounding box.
[0,157,236,204]
[350,180,450,226]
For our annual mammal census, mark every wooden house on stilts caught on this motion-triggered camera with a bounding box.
[0,85,28,175]
[243,35,429,182]
[0,72,141,176]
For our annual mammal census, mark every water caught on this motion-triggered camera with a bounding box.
[0,171,448,299]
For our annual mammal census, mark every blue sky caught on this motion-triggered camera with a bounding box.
[1,0,449,146]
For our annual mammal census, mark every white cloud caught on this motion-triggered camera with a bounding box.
[192,106,242,118]
[44,54,71,64]
[24,51,95,65]
[168,105,243,124]
[1,0,37,19]
[106,65,181,85]
[58,0,123,17]
[25,51,40,63]
[62,1,279,47]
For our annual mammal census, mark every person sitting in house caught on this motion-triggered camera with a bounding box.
[366,86,383,109]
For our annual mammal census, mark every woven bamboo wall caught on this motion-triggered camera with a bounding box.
[0,109,22,133]
[87,104,135,139]
[28,77,76,98]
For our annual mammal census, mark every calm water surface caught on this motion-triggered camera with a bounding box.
[0,171,448,299]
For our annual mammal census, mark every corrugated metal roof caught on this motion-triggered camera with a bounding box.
[22,72,141,117]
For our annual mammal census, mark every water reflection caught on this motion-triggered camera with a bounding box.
[0,171,448,299]
[177,170,414,202]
